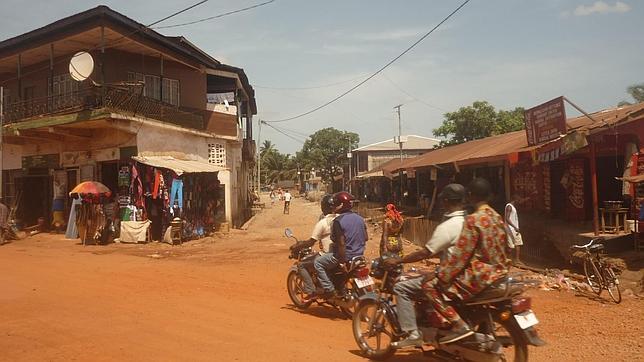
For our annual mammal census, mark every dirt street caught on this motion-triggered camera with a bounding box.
[1,196,642,361]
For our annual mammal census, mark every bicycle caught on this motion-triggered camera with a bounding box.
[571,238,621,304]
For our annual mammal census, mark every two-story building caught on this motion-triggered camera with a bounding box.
[0,6,257,230]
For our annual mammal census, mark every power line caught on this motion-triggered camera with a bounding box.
[253,74,369,90]
[154,0,276,29]
[379,73,446,112]
[261,121,305,144]
[0,0,210,87]
[264,0,472,123]
[270,124,309,138]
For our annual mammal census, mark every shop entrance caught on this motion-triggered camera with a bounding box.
[16,175,52,227]
[100,161,119,195]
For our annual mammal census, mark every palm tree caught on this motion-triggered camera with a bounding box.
[260,140,275,159]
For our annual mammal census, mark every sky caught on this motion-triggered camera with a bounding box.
[0,0,642,154]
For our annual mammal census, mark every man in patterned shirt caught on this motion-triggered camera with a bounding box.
[422,178,511,344]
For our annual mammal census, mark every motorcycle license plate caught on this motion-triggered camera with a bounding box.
[514,310,539,329]
[355,276,375,288]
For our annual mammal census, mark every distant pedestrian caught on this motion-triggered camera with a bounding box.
[0,198,9,245]
[269,190,276,206]
[380,203,404,257]
[283,189,292,214]
[504,196,523,264]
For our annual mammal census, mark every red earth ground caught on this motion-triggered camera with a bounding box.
[0,196,642,361]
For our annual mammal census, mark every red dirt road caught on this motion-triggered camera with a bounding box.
[1,197,642,361]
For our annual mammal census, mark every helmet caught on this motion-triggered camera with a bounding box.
[320,194,334,215]
[332,191,355,213]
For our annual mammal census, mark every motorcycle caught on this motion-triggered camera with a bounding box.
[352,257,545,361]
[284,228,375,317]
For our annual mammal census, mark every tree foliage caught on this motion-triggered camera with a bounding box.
[618,83,644,106]
[432,101,525,147]
[259,127,359,186]
[297,128,359,184]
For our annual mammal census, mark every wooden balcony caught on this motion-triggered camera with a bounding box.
[2,86,204,130]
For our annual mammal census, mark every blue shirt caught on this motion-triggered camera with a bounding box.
[331,211,367,261]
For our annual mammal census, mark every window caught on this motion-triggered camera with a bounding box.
[162,78,180,106]
[49,74,80,108]
[127,72,160,100]
[208,143,226,166]
[145,75,161,101]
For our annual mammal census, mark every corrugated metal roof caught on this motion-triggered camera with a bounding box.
[132,155,225,175]
[393,102,644,171]
[353,135,440,152]
[357,157,404,179]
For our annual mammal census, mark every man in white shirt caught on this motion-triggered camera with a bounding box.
[283,190,292,214]
[383,184,467,349]
[504,196,523,264]
[289,195,336,299]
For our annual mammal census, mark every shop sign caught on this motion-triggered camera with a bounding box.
[22,153,60,169]
[561,158,585,220]
[562,131,588,155]
[524,96,567,146]
[61,148,119,167]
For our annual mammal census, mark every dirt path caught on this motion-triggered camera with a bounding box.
[0,196,642,361]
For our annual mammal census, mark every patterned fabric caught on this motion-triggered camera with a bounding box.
[422,277,462,324]
[437,204,511,300]
[385,203,403,225]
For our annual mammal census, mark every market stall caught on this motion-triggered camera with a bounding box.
[69,181,113,245]
[125,155,225,243]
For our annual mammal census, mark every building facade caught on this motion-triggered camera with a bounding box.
[0,6,257,229]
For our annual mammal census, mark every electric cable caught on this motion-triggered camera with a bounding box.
[379,73,446,112]
[253,73,369,90]
[154,0,276,29]
[0,0,210,87]
[264,0,472,123]
[261,121,305,144]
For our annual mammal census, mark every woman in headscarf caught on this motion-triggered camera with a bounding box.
[380,203,404,257]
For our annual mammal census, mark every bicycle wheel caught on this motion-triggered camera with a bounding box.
[603,266,621,304]
[583,258,602,294]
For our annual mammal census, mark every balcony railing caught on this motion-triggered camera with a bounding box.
[2,86,204,130]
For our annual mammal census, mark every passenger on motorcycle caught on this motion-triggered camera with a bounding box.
[289,194,337,300]
[423,178,511,345]
[313,191,368,299]
[383,183,467,349]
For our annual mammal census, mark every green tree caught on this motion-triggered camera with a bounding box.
[618,83,644,106]
[262,151,298,184]
[298,127,359,184]
[432,101,525,147]
[260,140,275,158]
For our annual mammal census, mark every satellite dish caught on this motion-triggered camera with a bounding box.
[69,52,94,81]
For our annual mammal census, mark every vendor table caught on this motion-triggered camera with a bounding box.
[599,208,629,234]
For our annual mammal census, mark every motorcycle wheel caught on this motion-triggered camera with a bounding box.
[352,300,396,360]
[493,320,528,362]
[286,270,313,309]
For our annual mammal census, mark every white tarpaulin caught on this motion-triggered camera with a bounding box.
[119,220,151,243]
[132,155,225,176]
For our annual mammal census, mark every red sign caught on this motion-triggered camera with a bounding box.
[563,158,585,221]
[524,96,567,146]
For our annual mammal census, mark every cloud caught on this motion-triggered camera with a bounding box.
[571,1,631,16]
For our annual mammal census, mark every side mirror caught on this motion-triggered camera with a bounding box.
[284,228,294,238]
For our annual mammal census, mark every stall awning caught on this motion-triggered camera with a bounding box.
[132,155,226,176]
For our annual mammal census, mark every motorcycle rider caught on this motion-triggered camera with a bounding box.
[314,191,368,299]
[289,194,337,300]
[383,184,467,349]
[423,177,511,344]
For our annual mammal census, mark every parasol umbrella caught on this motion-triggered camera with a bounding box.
[69,181,112,203]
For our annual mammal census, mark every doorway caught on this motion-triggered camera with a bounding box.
[16,175,52,227]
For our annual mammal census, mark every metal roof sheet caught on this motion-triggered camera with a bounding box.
[394,102,644,171]
[132,155,225,176]
[353,135,440,152]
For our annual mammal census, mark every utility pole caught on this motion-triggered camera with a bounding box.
[347,141,353,194]
[256,119,262,193]
[394,104,404,207]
